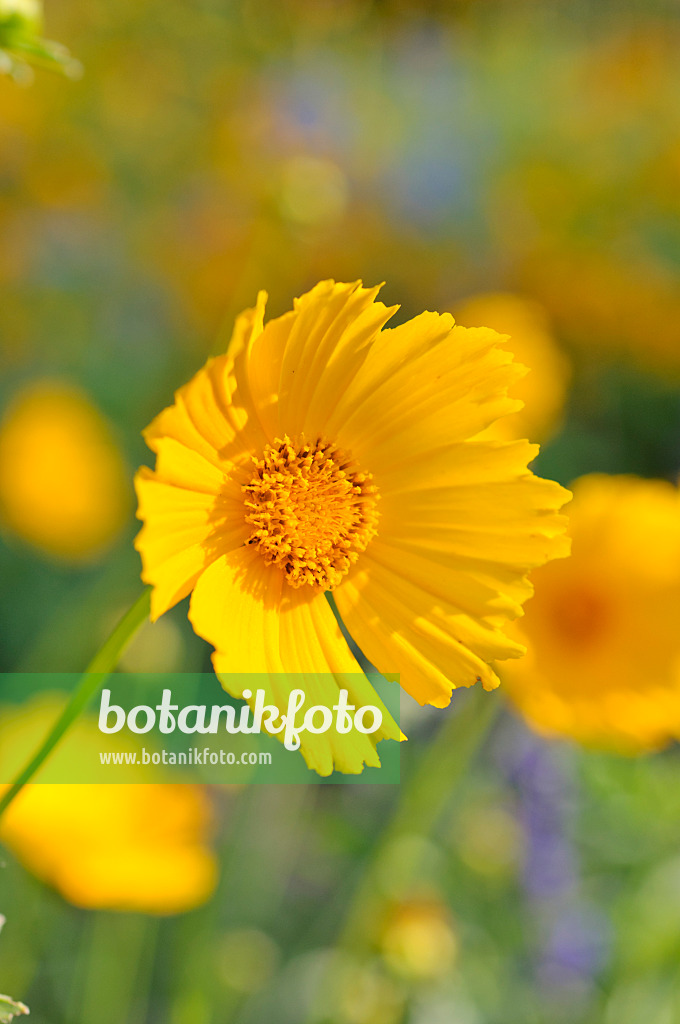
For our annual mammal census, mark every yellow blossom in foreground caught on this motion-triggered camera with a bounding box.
[0,701,217,914]
[503,474,680,752]
[135,280,570,774]
[455,292,571,443]
[0,382,128,560]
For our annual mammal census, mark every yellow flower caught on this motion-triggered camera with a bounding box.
[0,382,128,561]
[2,784,216,913]
[0,703,217,914]
[3,782,217,913]
[503,474,680,752]
[379,899,458,981]
[135,280,570,774]
[523,248,680,375]
[455,292,571,443]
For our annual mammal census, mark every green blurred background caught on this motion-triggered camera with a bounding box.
[2,1,680,1022]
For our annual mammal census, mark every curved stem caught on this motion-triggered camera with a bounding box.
[0,588,151,821]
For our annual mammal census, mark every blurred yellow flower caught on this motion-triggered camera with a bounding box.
[0,381,128,561]
[455,292,571,443]
[379,899,458,980]
[135,279,570,774]
[523,249,680,374]
[0,701,217,914]
[503,474,680,752]
[1,783,217,914]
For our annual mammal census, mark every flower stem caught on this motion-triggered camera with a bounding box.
[341,684,501,951]
[0,588,150,821]
[304,685,501,1023]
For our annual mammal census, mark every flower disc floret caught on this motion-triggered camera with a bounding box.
[242,434,379,590]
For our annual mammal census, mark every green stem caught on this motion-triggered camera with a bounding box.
[76,912,158,1024]
[341,684,501,951]
[304,685,500,1024]
[0,588,150,820]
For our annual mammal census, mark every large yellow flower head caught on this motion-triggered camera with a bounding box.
[135,281,570,773]
[503,474,680,752]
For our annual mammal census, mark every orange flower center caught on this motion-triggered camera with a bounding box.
[546,583,611,651]
[242,435,379,590]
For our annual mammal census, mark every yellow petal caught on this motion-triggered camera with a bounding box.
[335,560,504,707]
[326,310,454,437]
[244,305,294,439]
[136,299,274,619]
[275,280,398,439]
[145,292,270,467]
[334,438,570,706]
[372,439,570,564]
[331,316,526,469]
[134,465,247,620]
[228,289,289,448]
[188,547,401,775]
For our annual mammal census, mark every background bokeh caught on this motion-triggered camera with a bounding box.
[2,1,680,1022]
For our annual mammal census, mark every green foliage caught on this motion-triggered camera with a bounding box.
[0,917,28,1022]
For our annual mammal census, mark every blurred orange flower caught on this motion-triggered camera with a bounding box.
[503,474,680,752]
[455,292,571,444]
